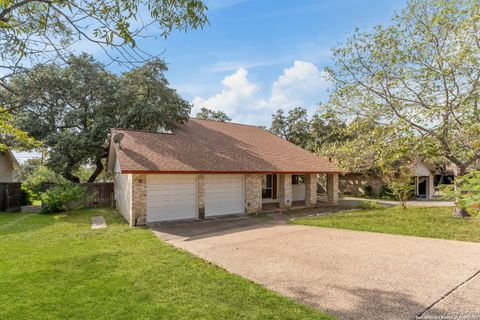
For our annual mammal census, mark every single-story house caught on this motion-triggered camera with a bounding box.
[107,119,340,226]
[0,150,20,182]
[335,160,455,199]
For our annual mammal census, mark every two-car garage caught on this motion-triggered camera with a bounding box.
[146,174,244,223]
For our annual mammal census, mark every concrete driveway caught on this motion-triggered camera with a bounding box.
[150,216,480,320]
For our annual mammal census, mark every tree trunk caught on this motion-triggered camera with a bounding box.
[63,159,81,183]
[64,171,81,183]
[453,166,471,217]
[87,158,104,183]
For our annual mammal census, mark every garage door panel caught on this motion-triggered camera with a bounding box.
[147,175,197,222]
[205,175,244,217]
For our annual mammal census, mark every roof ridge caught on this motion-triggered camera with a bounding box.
[111,128,174,135]
[189,117,265,129]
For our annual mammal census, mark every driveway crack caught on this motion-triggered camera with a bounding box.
[415,269,480,318]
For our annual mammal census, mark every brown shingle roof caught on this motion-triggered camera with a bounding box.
[111,118,340,174]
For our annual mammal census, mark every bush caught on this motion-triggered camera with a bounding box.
[448,171,480,216]
[378,185,395,200]
[23,165,68,196]
[20,185,34,206]
[362,184,375,197]
[41,183,87,214]
[354,200,384,210]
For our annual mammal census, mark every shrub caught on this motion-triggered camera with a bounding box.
[23,165,68,196]
[41,183,87,214]
[20,185,34,206]
[378,185,395,200]
[444,171,480,216]
[354,200,384,210]
[362,184,375,197]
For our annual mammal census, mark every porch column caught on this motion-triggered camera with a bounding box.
[327,173,339,205]
[305,173,317,207]
[279,174,292,209]
[245,174,262,214]
[428,173,435,200]
[131,174,147,226]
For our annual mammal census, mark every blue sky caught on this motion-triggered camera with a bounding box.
[15,0,407,162]
[146,0,406,125]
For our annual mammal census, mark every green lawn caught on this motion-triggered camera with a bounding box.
[0,208,332,320]
[291,206,480,243]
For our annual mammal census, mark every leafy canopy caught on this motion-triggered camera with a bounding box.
[326,0,480,176]
[195,108,231,122]
[4,54,190,182]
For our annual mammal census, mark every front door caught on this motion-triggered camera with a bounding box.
[262,174,278,202]
[416,176,428,198]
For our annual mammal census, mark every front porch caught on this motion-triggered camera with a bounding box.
[260,173,339,212]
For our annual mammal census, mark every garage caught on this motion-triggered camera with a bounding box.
[205,174,244,217]
[146,174,197,222]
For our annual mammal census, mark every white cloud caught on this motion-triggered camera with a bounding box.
[260,60,330,109]
[192,67,258,114]
[190,60,330,125]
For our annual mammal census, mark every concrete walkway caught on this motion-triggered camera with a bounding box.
[151,216,480,320]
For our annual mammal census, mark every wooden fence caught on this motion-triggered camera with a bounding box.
[41,182,114,208]
[0,183,22,212]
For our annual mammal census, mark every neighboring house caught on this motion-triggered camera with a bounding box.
[335,160,455,200]
[0,150,20,182]
[106,119,340,226]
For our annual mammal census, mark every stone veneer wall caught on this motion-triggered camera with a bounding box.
[131,174,147,226]
[304,173,317,207]
[279,174,292,209]
[327,173,339,205]
[318,173,385,196]
[244,174,262,214]
[197,174,205,218]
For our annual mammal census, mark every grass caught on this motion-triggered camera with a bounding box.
[0,208,332,320]
[291,206,480,243]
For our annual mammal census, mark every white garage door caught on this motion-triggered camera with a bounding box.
[205,174,244,217]
[146,175,197,222]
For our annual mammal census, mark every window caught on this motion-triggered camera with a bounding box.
[262,174,273,199]
[292,174,305,185]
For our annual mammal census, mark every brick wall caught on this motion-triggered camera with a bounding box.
[245,174,262,214]
[305,173,317,207]
[131,174,147,226]
[279,174,292,209]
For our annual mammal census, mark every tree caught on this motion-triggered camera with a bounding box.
[308,105,350,157]
[0,0,208,88]
[5,54,190,182]
[326,0,480,216]
[0,0,207,151]
[270,108,311,149]
[195,108,231,122]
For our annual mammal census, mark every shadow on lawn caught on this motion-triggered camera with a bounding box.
[289,284,426,320]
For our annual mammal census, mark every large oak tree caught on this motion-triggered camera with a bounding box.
[4,54,190,182]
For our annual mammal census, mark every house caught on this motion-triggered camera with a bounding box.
[334,160,455,200]
[106,119,340,226]
[0,150,20,182]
